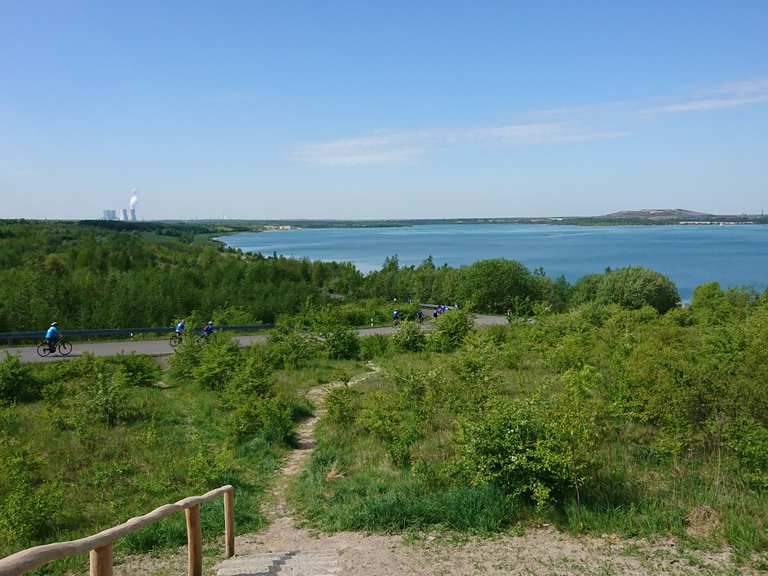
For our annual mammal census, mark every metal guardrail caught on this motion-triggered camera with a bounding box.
[0,304,458,344]
[0,323,274,344]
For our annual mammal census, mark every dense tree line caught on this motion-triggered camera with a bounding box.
[0,220,706,332]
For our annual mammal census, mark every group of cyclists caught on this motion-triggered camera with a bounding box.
[170,319,216,346]
[391,304,454,326]
[42,302,458,355]
[41,318,217,355]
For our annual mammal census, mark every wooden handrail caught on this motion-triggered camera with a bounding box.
[0,485,235,576]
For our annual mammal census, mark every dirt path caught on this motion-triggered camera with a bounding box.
[116,365,755,576]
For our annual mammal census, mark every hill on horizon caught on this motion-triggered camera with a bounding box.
[601,209,711,221]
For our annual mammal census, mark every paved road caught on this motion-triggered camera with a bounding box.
[1,315,507,363]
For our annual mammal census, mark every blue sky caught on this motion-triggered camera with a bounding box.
[1,1,767,219]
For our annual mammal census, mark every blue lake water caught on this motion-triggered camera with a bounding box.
[221,224,768,301]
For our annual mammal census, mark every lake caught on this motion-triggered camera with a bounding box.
[220,224,768,301]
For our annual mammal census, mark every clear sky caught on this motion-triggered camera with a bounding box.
[1,1,767,220]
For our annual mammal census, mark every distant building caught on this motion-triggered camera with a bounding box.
[129,208,137,222]
[119,208,129,221]
[103,210,117,220]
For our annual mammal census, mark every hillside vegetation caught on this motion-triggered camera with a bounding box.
[0,328,367,574]
[292,288,768,566]
[0,220,686,333]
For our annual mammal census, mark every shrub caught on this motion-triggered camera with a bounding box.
[457,259,544,314]
[322,325,361,360]
[81,367,133,427]
[325,386,362,428]
[360,334,390,359]
[187,442,236,492]
[457,375,601,510]
[0,448,61,545]
[227,395,295,444]
[109,354,161,387]
[168,338,201,383]
[429,309,473,352]
[0,353,39,404]
[191,338,242,391]
[391,321,426,352]
[266,325,322,369]
[723,416,768,489]
[595,267,680,313]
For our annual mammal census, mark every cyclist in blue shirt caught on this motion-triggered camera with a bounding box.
[202,321,215,338]
[45,322,61,352]
[175,319,186,336]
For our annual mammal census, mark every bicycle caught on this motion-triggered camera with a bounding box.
[194,331,218,346]
[169,332,185,347]
[36,339,73,357]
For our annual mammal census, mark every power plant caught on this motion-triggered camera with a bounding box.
[103,191,139,221]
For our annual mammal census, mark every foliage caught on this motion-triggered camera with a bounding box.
[0,348,357,567]
[0,448,61,546]
[0,353,40,405]
[294,293,768,558]
[457,367,602,510]
[359,334,391,360]
[455,259,546,314]
[314,321,360,360]
[108,354,161,387]
[266,324,323,369]
[191,338,242,391]
[427,309,473,352]
[391,321,426,352]
[599,267,679,312]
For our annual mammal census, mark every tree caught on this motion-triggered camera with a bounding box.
[595,267,680,314]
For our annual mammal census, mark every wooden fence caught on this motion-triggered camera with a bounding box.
[0,485,235,576]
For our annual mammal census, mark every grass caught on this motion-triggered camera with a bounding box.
[289,346,768,570]
[0,355,365,575]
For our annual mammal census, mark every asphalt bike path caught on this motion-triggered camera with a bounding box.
[2,315,507,363]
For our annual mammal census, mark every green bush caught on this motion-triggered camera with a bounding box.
[187,442,236,492]
[0,353,39,405]
[191,338,242,391]
[0,448,61,545]
[456,259,544,314]
[109,354,161,387]
[266,324,322,369]
[596,267,680,313]
[428,309,473,352]
[321,325,360,360]
[391,321,426,352]
[457,370,602,510]
[325,386,362,428]
[227,395,295,444]
[82,367,133,426]
[168,338,201,383]
[359,334,390,359]
[723,416,768,489]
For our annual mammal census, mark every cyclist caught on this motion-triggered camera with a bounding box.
[175,319,186,337]
[392,309,400,325]
[415,309,424,323]
[202,320,215,338]
[44,322,61,352]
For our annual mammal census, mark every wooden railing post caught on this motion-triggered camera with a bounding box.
[89,543,112,576]
[185,505,202,576]
[0,485,234,576]
[224,490,235,558]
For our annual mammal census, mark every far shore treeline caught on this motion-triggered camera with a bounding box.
[0,219,762,332]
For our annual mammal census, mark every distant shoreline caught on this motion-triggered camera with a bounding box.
[204,216,768,232]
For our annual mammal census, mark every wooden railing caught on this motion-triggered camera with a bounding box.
[0,485,235,576]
